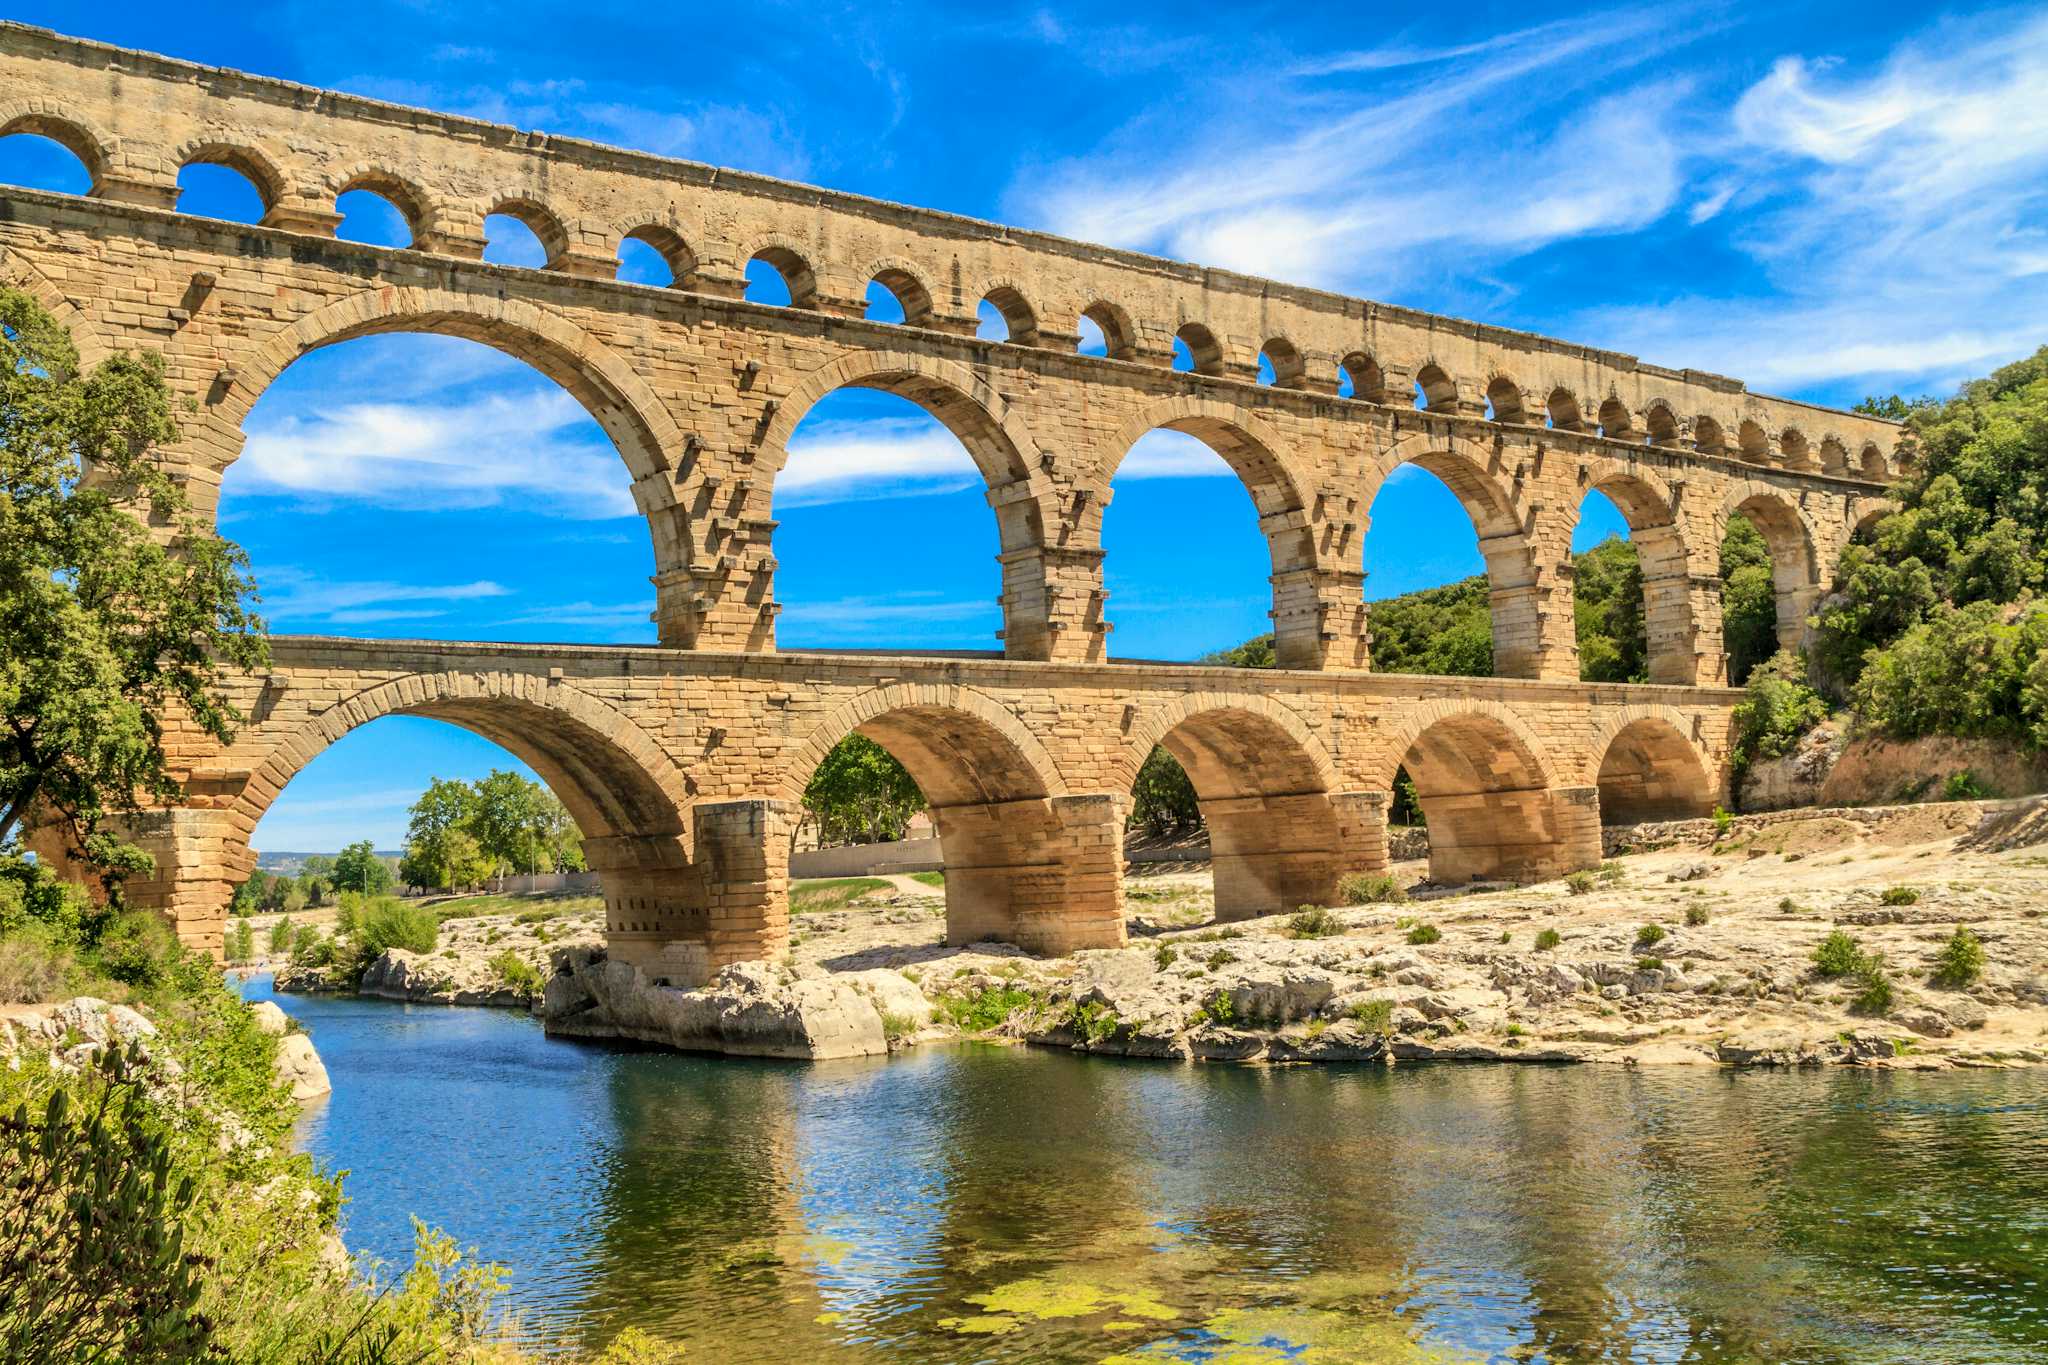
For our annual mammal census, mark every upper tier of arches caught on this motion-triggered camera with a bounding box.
[0,27,1907,479]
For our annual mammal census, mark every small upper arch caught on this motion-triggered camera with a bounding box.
[1693,414,1727,454]
[1642,400,1681,446]
[1485,373,1528,423]
[1858,442,1888,481]
[328,165,433,245]
[613,218,697,287]
[486,195,572,267]
[1818,435,1849,475]
[1779,426,1811,467]
[1339,351,1384,402]
[1259,335,1307,388]
[745,238,820,308]
[1546,387,1585,431]
[1596,394,1635,440]
[0,102,113,189]
[1737,418,1772,463]
[979,280,1039,346]
[1414,361,1458,411]
[1174,321,1225,376]
[173,136,290,215]
[864,257,935,326]
[1079,299,1138,360]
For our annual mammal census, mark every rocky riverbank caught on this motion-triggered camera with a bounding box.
[278,797,2048,1070]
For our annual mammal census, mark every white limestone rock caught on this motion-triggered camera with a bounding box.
[273,1030,332,1101]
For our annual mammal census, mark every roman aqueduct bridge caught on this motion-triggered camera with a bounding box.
[0,25,1906,966]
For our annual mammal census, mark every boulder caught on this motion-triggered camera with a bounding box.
[249,1000,292,1036]
[541,950,927,1060]
[273,1031,332,1101]
[1715,1029,1827,1066]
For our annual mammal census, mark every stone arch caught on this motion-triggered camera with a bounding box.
[1175,321,1225,375]
[485,195,571,266]
[1339,351,1384,401]
[0,100,114,188]
[978,279,1040,346]
[613,220,698,286]
[1414,361,1458,411]
[863,256,935,326]
[1121,692,1346,919]
[1693,414,1727,455]
[1737,419,1771,463]
[1372,701,1579,884]
[1259,335,1306,388]
[0,241,110,367]
[1079,299,1137,360]
[1590,708,1719,823]
[1859,442,1888,481]
[1721,481,1820,655]
[327,164,436,245]
[1779,426,1812,470]
[1818,436,1849,476]
[1596,395,1635,440]
[1547,387,1585,431]
[1575,460,1703,684]
[780,684,1115,953]
[1101,396,1326,661]
[1643,400,1681,446]
[1486,373,1528,423]
[742,237,820,308]
[171,136,290,213]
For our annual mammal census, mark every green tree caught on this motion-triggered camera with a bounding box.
[1129,746,1200,835]
[1720,514,1781,686]
[400,827,491,893]
[469,769,555,875]
[331,838,392,895]
[0,287,266,894]
[801,734,926,845]
[1572,535,1647,682]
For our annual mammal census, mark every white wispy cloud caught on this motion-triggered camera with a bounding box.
[775,418,981,506]
[239,387,636,518]
[497,599,655,632]
[778,590,997,646]
[257,569,510,629]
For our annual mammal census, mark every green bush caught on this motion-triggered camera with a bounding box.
[1597,861,1626,883]
[1854,601,2048,746]
[1338,872,1407,905]
[1287,905,1342,939]
[1636,956,1664,972]
[1713,805,1733,835]
[357,897,439,958]
[1565,871,1596,896]
[1684,906,1710,927]
[1534,928,1561,951]
[936,985,1038,1032]
[1635,923,1665,947]
[0,920,76,1005]
[1932,925,1985,988]
[1880,885,1920,906]
[488,949,545,996]
[267,915,294,956]
[1943,770,1991,801]
[90,909,179,989]
[1153,943,1178,970]
[1814,930,1865,977]
[1406,923,1441,946]
[1851,955,1894,1016]
[1346,998,1395,1037]
[1729,651,1830,777]
[225,918,254,965]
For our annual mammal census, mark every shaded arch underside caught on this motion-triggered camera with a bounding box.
[1596,717,1716,824]
[1393,710,1571,884]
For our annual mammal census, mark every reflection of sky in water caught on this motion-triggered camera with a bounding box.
[243,975,2048,1363]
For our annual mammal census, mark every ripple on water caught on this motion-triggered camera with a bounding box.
[241,976,2048,1364]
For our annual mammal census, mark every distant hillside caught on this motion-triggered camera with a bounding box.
[254,850,398,873]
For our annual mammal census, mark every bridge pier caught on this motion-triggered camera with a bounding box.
[933,793,1127,955]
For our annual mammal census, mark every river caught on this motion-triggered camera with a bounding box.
[239,974,2048,1363]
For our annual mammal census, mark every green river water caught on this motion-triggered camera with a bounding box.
[241,975,2048,1363]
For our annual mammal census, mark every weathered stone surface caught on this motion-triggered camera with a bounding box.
[273,1031,332,1101]
[540,949,927,1060]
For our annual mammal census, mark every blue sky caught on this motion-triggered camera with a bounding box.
[6,1,2044,851]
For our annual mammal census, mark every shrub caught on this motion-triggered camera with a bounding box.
[1854,601,2048,746]
[1406,923,1441,945]
[267,915,294,955]
[225,918,255,965]
[1635,924,1666,947]
[488,950,545,996]
[1636,956,1664,972]
[1346,998,1395,1036]
[91,909,179,989]
[1712,805,1734,835]
[1850,955,1894,1016]
[1943,770,1991,801]
[1729,651,1829,777]
[1597,861,1626,883]
[356,897,439,958]
[1338,872,1407,905]
[1932,925,1985,988]
[1565,871,1596,896]
[1814,930,1864,978]
[1880,885,1920,906]
[289,930,339,970]
[1534,928,1561,951]
[936,985,1038,1032]
[0,920,75,1005]
[1153,943,1178,970]
[879,1012,917,1045]
[1287,905,1342,939]
[1684,906,1710,927]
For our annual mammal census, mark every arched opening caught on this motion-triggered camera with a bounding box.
[765,368,1040,653]
[1779,428,1812,469]
[1570,473,1695,684]
[1393,712,1568,884]
[1644,404,1680,447]
[865,267,932,327]
[1596,717,1716,824]
[0,123,97,195]
[1737,420,1771,463]
[980,287,1036,345]
[1722,492,1817,675]
[1694,415,1727,455]
[176,157,271,224]
[1103,427,1274,661]
[220,330,656,647]
[1128,704,1341,922]
[334,185,415,249]
[1258,338,1304,388]
[1415,364,1457,412]
[1104,410,1317,665]
[484,202,563,269]
[787,695,1115,955]
[1362,453,1532,677]
[745,246,816,308]
[617,226,693,288]
[1859,443,1888,480]
[1338,352,1383,402]
[232,675,695,974]
[1080,301,1136,361]
[1547,388,1584,432]
[1818,437,1849,476]
[1487,377,1527,424]
[1596,397,1634,440]
[1172,323,1223,376]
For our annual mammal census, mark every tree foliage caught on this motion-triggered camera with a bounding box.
[0,286,266,892]
[331,838,393,895]
[801,734,925,845]
[1129,746,1200,835]
[397,771,581,890]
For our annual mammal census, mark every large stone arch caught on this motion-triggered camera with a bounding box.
[1098,396,1330,667]
[1121,691,1347,919]
[1720,480,1821,656]
[1573,459,1710,685]
[1371,700,1590,883]
[779,683,1117,954]
[1371,431,1549,677]
[1589,706,1721,823]
[230,669,699,959]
